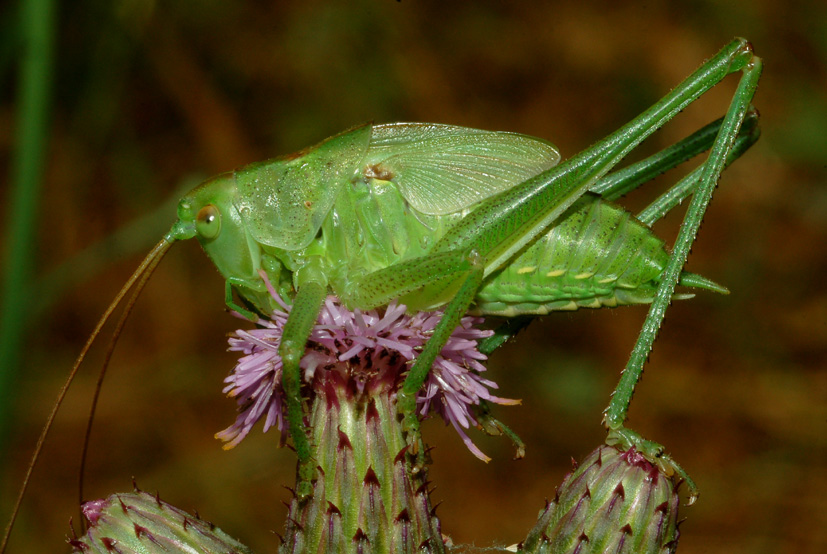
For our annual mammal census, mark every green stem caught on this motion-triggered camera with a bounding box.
[0,0,55,438]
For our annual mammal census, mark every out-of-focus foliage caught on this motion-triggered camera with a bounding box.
[0,1,824,553]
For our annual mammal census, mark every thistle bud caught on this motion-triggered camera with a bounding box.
[521,445,681,554]
[68,490,252,554]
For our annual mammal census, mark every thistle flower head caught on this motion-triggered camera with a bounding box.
[521,444,682,554]
[68,490,251,554]
[217,271,516,461]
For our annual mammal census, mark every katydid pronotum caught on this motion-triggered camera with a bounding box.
[2,37,761,550]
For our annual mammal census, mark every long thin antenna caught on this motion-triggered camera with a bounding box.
[77,241,169,530]
[0,238,172,554]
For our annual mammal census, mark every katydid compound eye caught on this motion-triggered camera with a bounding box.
[196,204,221,239]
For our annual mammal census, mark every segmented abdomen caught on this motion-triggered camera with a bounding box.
[475,193,670,316]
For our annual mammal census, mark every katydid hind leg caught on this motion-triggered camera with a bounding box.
[592,107,759,203]
[636,108,760,227]
[379,39,759,469]
[387,39,758,481]
[602,47,762,487]
[592,116,728,200]
[431,39,758,280]
[594,108,760,294]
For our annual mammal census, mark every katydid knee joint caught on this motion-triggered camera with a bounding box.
[281,340,304,367]
[466,249,484,269]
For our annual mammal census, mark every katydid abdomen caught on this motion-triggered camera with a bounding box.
[474,193,725,316]
[285,175,724,317]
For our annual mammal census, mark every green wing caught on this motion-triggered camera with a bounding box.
[233,122,559,250]
[362,123,560,215]
[233,123,373,251]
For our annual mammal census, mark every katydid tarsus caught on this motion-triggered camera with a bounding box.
[1,38,761,550]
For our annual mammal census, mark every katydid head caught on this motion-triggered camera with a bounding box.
[172,173,263,290]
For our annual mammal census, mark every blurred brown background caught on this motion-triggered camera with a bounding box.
[1,1,825,553]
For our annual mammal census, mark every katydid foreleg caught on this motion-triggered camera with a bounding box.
[279,281,327,499]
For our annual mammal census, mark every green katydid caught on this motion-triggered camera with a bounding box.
[2,38,761,549]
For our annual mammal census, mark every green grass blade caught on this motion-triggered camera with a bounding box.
[0,0,55,441]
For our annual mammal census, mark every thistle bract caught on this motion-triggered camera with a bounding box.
[279,378,447,553]
[521,445,681,554]
[68,490,252,554]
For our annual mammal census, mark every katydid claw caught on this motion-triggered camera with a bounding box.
[606,427,699,504]
[473,403,526,459]
[295,460,317,501]
[396,389,428,471]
